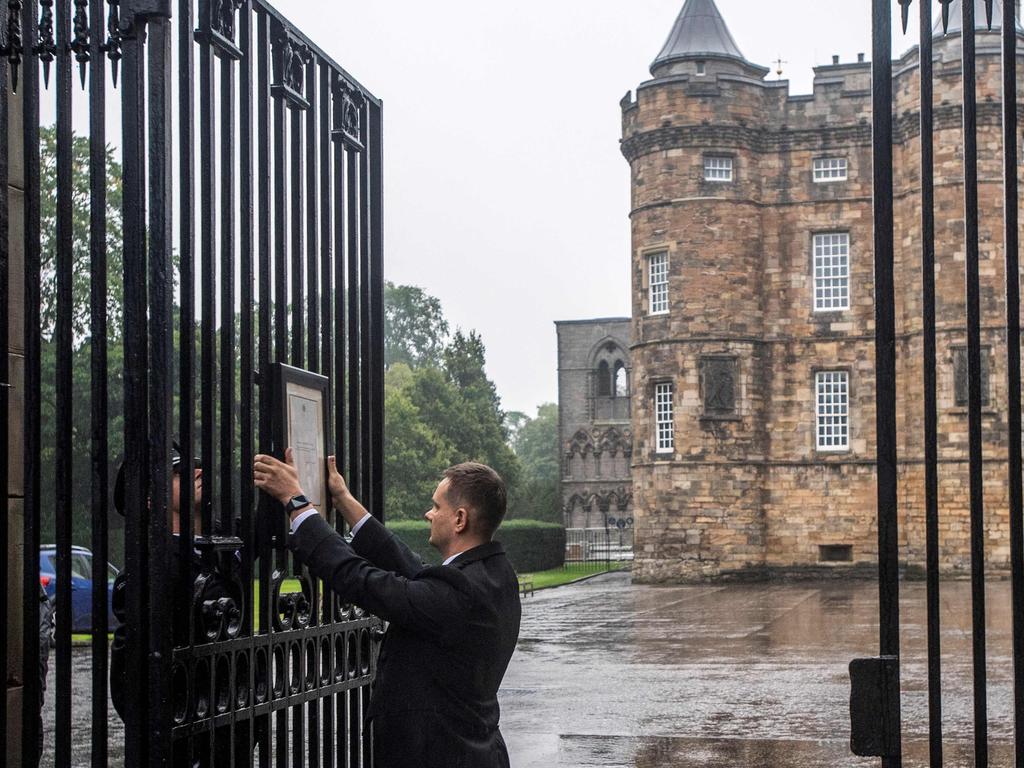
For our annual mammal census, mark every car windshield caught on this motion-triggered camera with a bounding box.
[69,552,92,580]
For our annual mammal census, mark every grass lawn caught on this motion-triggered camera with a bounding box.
[519,561,628,591]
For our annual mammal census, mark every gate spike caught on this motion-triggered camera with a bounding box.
[899,0,913,34]
[937,0,952,34]
[104,0,121,87]
[984,0,994,28]
[5,0,23,93]
[71,0,89,89]
[34,0,55,89]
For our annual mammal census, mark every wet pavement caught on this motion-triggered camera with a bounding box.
[42,572,1018,766]
[500,572,1017,767]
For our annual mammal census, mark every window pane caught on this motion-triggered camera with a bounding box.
[649,252,669,314]
[704,156,733,182]
[813,157,848,182]
[816,371,849,450]
[70,553,93,580]
[655,382,674,452]
[813,233,850,311]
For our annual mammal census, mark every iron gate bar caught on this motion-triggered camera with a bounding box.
[346,137,360,504]
[289,90,302,371]
[333,80,346,496]
[147,9,175,762]
[369,100,383,522]
[121,5,149,761]
[199,1,216,539]
[917,0,943,764]
[960,0,991,762]
[220,18,236,536]
[178,0,197,686]
[54,0,75,761]
[871,2,902,766]
[305,55,317,375]
[88,0,111,763]
[0,0,8,761]
[1000,0,1024,762]
[239,0,257,759]
[20,0,41,760]
[358,105,371,516]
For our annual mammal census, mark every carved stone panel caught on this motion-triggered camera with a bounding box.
[953,346,990,408]
[701,356,737,416]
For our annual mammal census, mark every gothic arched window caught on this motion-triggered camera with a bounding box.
[596,361,612,397]
[614,362,628,397]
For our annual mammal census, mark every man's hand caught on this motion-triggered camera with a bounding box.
[328,455,370,529]
[253,448,304,506]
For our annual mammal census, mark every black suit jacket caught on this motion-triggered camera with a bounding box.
[290,514,521,768]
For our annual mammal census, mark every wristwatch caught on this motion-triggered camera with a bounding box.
[285,494,312,514]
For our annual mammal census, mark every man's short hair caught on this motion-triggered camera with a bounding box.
[443,462,507,536]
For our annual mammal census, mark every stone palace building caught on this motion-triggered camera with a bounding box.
[621,0,1024,581]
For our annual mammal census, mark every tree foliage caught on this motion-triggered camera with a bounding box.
[38,126,124,343]
[384,281,449,369]
[382,290,523,520]
[507,403,560,523]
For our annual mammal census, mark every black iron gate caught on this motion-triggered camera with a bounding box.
[1,0,384,765]
[853,1,1024,766]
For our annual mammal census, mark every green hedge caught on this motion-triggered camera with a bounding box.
[385,519,565,573]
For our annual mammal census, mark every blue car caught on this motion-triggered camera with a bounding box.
[39,545,119,633]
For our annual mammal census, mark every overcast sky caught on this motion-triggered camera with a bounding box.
[268,0,927,417]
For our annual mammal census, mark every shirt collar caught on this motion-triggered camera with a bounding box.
[442,551,466,566]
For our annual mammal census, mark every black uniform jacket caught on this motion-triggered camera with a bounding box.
[290,514,522,768]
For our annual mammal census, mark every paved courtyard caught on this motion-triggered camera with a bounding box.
[42,572,1018,766]
[500,572,1017,768]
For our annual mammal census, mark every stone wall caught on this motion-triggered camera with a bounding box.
[556,318,634,529]
[624,33,1024,582]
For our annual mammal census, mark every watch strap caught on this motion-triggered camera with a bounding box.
[286,494,312,513]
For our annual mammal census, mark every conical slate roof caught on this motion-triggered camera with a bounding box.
[651,0,751,71]
[933,0,1023,36]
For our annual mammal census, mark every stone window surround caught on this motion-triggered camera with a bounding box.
[810,229,852,314]
[703,153,735,182]
[652,379,675,456]
[813,156,849,182]
[813,367,852,454]
[643,246,672,316]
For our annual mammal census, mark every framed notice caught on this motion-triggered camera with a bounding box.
[270,363,332,512]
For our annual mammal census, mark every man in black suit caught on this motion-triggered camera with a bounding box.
[253,451,521,768]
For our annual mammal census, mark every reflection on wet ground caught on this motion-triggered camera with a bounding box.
[500,572,1017,767]
[41,572,1017,767]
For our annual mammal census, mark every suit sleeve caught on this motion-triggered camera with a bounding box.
[349,515,426,578]
[291,515,470,643]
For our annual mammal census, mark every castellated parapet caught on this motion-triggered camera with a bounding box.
[623,0,1024,582]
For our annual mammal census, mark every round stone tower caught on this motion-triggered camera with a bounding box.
[622,0,774,581]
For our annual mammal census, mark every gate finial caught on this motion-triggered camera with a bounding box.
[899,0,913,34]
[71,0,89,89]
[2,0,24,93]
[940,0,954,33]
[104,0,122,86]
[33,0,55,88]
